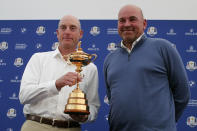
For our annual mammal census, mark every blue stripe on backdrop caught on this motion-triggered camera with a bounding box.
[0,20,197,131]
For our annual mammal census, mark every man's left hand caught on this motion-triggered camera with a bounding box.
[69,114,88,122]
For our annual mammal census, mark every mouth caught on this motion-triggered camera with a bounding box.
[63,37,72,41]
[122,30,134,35]
[123,30,133,32]
[122,29,134,32]
[121,27,134,32]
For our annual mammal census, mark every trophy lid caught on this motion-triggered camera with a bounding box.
[69,41,92,60]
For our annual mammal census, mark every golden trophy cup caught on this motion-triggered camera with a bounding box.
[64,41,97,115]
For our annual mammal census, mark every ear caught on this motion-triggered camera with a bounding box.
[143,19,147,30]
[56,29,59,37]
[79,30,83,39]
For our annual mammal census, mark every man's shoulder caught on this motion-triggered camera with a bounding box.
[146,37,174,48]
[147,37,168,43]
[32,50,55,58]
[86,62,97,70]
[104,48,121,61]
[29,50,56,63]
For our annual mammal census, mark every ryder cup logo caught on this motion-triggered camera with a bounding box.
[187,116,197,127]
[36,26,45,35]
[7,108,16,119]
[186,61,197,71]
[0,41,8,51]
[107,42,117,52]
[90,26,100,36]
[52,42,59,50]
[14,57,23,67]
[147,26,157,36]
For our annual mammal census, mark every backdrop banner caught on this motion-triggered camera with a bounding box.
[0,20,197,131]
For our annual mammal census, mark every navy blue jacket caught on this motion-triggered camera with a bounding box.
[103,35,190,131]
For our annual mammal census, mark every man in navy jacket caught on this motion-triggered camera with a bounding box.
[104,4,190,131]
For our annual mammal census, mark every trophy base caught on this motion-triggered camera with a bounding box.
[64,88,90,115]
[64,109,90,115]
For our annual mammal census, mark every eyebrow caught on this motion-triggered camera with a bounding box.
[59,24,78,28]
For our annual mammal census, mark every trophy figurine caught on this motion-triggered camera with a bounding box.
[64,41,97,115]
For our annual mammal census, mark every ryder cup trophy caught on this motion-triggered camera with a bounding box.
[64,41,97,115]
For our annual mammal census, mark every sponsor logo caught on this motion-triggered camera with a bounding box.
[0,59,7,66]
[171,43,176,48]
[107,28,118,35]
[0,28,12,34]
[104,114,109,121]
[36,43,42,49]
[87,44,100,51]
[6,128,13,131]
[10,76,21,83]
[104,95,109,105]
[0,76,3,82]
[188,80,196,88]
[186,45,197,53]
[188,99,197,107]
[21,27,27,34]
[185,28,197,36]
[166,28,176,35]
[9,93,18,100]
[15,43,27,50]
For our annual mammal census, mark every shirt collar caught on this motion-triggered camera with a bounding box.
[52,46,63,59]
[121,33,144,53]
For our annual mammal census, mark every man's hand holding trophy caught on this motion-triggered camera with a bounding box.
[63,41,97,121]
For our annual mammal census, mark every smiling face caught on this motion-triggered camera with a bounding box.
[118,5,147,44]
[56,15,83,51]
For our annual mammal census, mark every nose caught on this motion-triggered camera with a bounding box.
[64,28,71,33]
[62,28,72,34]
[124,20,131,26]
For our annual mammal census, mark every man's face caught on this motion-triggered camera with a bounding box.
[118,6,147,43]
[56,16,83,49]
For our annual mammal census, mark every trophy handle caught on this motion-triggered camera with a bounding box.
[91,54,97,62]
[63,54,72,65]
